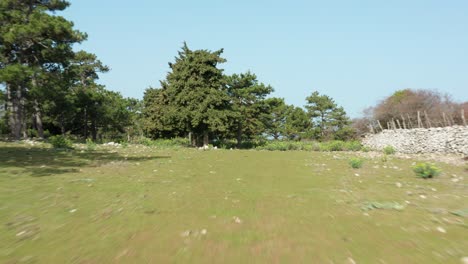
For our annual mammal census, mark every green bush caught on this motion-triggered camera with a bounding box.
[344,141,362,151]
[49,135,73,149]
[412,163,441,179]
[383,145,396,155]
[256,140,363,152]
[361,146,371,152]
[152,138,190,147]
[133,137,190,148]
[349,157,364,169]
[86,138,97,151]
[134,137,153,146]
[325,141,345,151]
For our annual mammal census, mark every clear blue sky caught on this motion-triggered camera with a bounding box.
[62,0,468,117]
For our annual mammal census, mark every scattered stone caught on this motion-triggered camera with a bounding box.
[16,231,26,237]
[354,173,360,177]
[428,208,447,214]
[362,126,468,155]
[233,216,242,224]
[180,230,191,237]
[395,182,402,188]
[419,195,427,199]
[69,209,77,213]
[200,229,207,235]
[451,208,468,217]
[347,257,357,264]
[361,201,405,211]
[436,226,446,233]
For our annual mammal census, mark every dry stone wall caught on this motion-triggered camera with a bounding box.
[362,126,468,155]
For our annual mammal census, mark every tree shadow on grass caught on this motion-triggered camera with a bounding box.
[0,146,170,177]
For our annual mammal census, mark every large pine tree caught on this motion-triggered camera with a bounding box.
[0,0,86,139]
[145,43,232,146]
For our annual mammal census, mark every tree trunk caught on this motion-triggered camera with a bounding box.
[203,131,209,147]
[236,123,242,148]
[6,84,23,140]
[60,114,65,135]
[91,118,97,141]
[83,107,88,138]
[33,99,44,138]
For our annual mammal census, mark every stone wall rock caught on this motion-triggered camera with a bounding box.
[362,126,468,155]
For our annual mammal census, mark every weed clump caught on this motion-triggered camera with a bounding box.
[86,138,97,151]
[383,145,396,155]
[412,163,441,179]
[349,157,364,169]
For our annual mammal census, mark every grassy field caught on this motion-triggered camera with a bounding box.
[0,142,467,263]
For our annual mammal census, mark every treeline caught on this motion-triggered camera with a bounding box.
[0,1,141,141]
[141,43,353,147]
[1,2,466,146]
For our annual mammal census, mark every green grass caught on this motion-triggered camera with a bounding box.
[0,142,467,263]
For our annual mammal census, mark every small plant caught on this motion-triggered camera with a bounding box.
[383,145,396,155]
[381,154,388,163]
[349,157,364,169]
[86,138,97,151]
[412,163,441,179]
[49,135,73,149]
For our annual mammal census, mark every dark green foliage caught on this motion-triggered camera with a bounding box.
[263,98,288,140]
[226,72,273,147]
[412,163,441,179]
[305,91,354,140]
[283,106,311,140]
[0,0,86,139]
[132,137,190,148]
[0,1,139,141]
[49,135,73,149]
[255,140,362,152]
[143,43,232,146]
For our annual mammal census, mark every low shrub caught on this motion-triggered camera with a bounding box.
[133,137,190,148]
[383,145,396,155]
[256,140,363,152]
[49,135,73,149]
[412,163,441,179]
[321,141,344,151]
[152,138,190,147]
[381,154,388,163]
[133,137,154,146]
[349,157,364,169]
[86,138,97,151]
[361,146,371,152]
[344,141,362,151]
